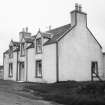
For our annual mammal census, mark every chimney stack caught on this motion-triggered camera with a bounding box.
[71,3,87,27]
[19,27,31,42]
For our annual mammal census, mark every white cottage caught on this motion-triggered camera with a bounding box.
[3,4,104,83]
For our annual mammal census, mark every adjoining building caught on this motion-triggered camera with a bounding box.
[3,4,105,83]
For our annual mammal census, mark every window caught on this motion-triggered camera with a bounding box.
[9,46,13,58]
[91,61,98,81]
[36,60,42,78]
[21,43,25,56]
[8,63,13,77]
[91,62,98,74]
[36,38,42,54]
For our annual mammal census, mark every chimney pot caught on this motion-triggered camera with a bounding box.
[49,25,51,30]
[26,27,28,32]
[22,28,25,32]
[79,4,82,12]
[75,3,78,11]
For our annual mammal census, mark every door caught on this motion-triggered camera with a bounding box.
[19,62,24,81]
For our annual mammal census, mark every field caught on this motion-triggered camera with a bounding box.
[23,81,105,105]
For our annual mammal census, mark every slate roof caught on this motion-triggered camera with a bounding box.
[41,32,52,39]
[26,43,34,49]
[13,47,20,52]
[44,24,71,45]
[4,49,9,54]
[12,41,20,47]
[24,37,34,43]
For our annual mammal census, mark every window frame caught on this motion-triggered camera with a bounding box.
[91,61,99,81]
[9,46,13,58]
[20,43,25,56]
[91,61,98,75]
[36,38,42,54]
[35,60,42,78]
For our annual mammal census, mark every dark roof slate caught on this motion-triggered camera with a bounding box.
[13,47,20,52]
[41,32,52,39]
[44,24,71,45]
[26,43,34,49]
[4,49,9,54]
[12,41,20,47]
[24,37,34,43]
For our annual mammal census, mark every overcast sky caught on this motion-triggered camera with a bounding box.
[0,0,105,64]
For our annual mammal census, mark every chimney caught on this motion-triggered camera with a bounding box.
[26,27,28,32]
[71,3,87,27]
[19,27,31,42]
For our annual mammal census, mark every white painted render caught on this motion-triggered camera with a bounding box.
[3,54,9,80]
[4,52,17,81]
[103,54,105,79]
[27,43,57,83]
[43,44,57,83]
[27,48,45,82]
[58,25,103,81]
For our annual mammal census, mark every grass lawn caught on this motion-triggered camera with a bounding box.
[23,81,105,105]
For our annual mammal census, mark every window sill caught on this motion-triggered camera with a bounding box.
[9,57,13,59]
[20,55,25,57]
[8,75,13,78]
[36,52,42,54]
[35,76,42,78]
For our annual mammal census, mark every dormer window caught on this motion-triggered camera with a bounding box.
[21,43,25,56]
[9,46,13,58]
[36,38,42,54]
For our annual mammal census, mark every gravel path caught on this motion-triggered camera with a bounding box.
[0,91,53,105]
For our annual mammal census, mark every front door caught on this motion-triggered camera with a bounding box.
[19,62,24,81]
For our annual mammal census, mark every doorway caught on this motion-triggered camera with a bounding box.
[18,62,24,81]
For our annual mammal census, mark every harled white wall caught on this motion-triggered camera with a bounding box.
[43,44,57,83]
[27,48,46,82]
[103,54,105,79]
[58,25,103,81]
[4,52,18,81]
[4,53,9,80]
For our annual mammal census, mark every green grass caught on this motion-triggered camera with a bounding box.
[24,81,105,105]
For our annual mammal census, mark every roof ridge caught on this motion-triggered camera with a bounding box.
[46,24,71,33]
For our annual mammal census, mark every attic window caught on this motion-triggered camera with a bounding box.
[21,43,25,56]
[36,38,42,54]
[9,46,13,58]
